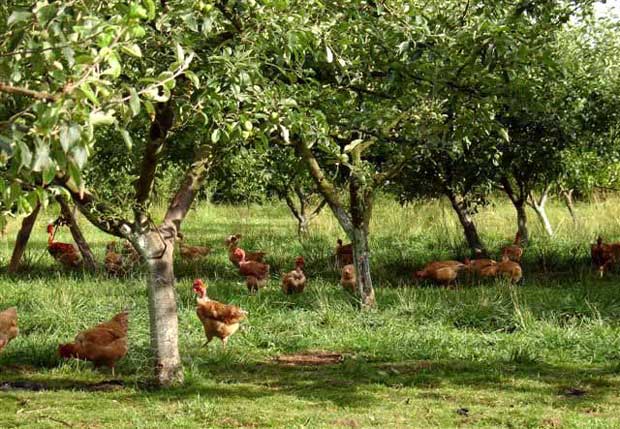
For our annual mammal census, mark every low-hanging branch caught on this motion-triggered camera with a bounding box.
[54,174,132,239]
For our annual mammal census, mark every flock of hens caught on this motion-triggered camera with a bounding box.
[0,223,618,377]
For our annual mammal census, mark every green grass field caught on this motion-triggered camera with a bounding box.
[1,196,620,428]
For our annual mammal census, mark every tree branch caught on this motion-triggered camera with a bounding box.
[0,82,58,102]
[308,198,328,220]
[55,175,132,239]
[134,101,175,228]
[163,144,215,232]
[283,191,302,222]
[294,139,353,233]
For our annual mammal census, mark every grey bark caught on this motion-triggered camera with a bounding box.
[137,228,183,386]
[528,187,553,237]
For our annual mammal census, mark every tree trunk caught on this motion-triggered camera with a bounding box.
[528,189,553,237]
[514,201,529,243]
[138,229,184,386]
[8,203,41,273]
[562,189,577,224]
[500,176,529,244]
[57,197,97,271]
[446,192,487,256]
[349,174,375,309]
[351,224,375,309]
[297,217,309,237]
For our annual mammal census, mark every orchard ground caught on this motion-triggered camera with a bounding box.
[1,196,620,428]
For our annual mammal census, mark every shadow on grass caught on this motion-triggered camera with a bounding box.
[2,357,619,410]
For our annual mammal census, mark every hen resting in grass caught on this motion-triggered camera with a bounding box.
[414,260,466,285]
[501,232,523,262]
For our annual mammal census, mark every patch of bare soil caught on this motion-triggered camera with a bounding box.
[274,351,344,366]
[333,418,360,428]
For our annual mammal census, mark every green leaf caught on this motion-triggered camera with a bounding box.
[158,71,176,90]
[211,129,221,143]
[89,111,116,126]
[8,11,32,27]
[32,143,51,172]
[129,88,141,116]
[325,46,334,63]
[343,139,374,154]
[71,146,88,169]
[143,100,155,119]
[101,53,122,78]
[185,70,200,88]
[143,0,156,19]
[175,43,185,63]
[16,196,32,215]
[67,161,82,189]
[121,43,142,58]
[120,129,133,149]
[59,124,81,152]
[128,3,148,19]
[18,141,32,169]
[499,128,510,142]
[42,164,56,185]
[35,187,49,209]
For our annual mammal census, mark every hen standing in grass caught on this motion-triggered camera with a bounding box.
[47,223,81,268]
[0,307,19,353]
[225,234,266,267]
[335,239,353,269]
[591,236,620,276]
[282,256,307,294]
[193,279,247,346]
[234,248,270,293]
[58,311,129,376]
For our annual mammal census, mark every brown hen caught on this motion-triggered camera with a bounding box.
[58,311,128,376]
[193,279,247,346]
[282,256,307,294]
[0,307,19,353]
[225,234,266,267]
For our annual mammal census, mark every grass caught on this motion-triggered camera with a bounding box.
[1,195,620,428]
